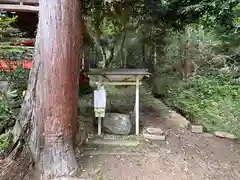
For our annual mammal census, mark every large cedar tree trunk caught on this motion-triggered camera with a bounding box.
[1,0,82,179]
[39,0,81,178]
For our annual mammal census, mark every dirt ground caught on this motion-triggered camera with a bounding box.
[77,87,240,180]
[78,129,240,180]
[1,87,240,180]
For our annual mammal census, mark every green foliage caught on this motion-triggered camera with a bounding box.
[84,0,240,69]
[84,0,138,67]
[0,14,16,39]
[0,134,8,149]
[0,67,28,154]
[0,67,29,146]
[156,24,227,78]
[165,71,240,137]
[2,66,29,92]
[0,132,11,149]
[213,2,240,55]
[0,13,27,63]
[152,19,240,137]
[83,0,240,138]
[0,45,33,59]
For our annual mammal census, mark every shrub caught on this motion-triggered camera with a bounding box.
[152,24,240,137]
[165,70,240,137]
[0,66,29,147]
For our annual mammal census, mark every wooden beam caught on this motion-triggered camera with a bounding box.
[135,77,140,135]
[99,81,142,86]
[0,0,38,4]
[0,4,39,12]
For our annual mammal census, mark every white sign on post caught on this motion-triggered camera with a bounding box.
[94,86,107,117]
[94,85,107,135]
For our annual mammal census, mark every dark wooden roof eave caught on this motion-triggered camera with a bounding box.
[88,68,151,76]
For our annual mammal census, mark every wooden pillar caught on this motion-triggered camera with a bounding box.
[135,76,140,135]
[98,116,101,135]
[97,75,103,135]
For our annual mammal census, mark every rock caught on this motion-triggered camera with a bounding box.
[0,81,9,93]
[214,131,237,140]
[143,128,166,141]
[167,111,190,128]
[0,149,6,160]
[190,124,203,133]
[146,127,163,135]
[103,113,132,135]
[75,121,88,147]
[142,132,166,141]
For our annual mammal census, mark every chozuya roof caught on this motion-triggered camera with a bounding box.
[88,68,151,75]
[0,0,39,12]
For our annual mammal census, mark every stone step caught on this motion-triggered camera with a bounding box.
[190,124,204,133]
[80,149,160,158]
[214,131,237,139]
[142,132,166,141]
[86,139,141,147]
[100,134,144,141]
[142,127,166,141]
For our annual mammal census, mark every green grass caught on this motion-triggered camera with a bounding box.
[158,71,240,137]
[0,133,11,149]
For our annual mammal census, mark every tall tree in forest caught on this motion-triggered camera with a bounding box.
[39,0,82,178]
[1,0,82,179]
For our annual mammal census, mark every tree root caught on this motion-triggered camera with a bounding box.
[49,178,92,180]
[1,146,33,180]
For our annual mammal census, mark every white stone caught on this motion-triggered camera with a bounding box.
[142,132,166,141]
[190,125,203,133]
[214,131,237,140]
[0,81,9,93]
[146,127,163,135]
[167,111,190,128]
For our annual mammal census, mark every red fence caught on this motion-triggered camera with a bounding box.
[0,59,32,72]
[0,59,89,83]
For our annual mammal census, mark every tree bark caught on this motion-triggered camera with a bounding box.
[38,0,82,179]
[1,0,82,179]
